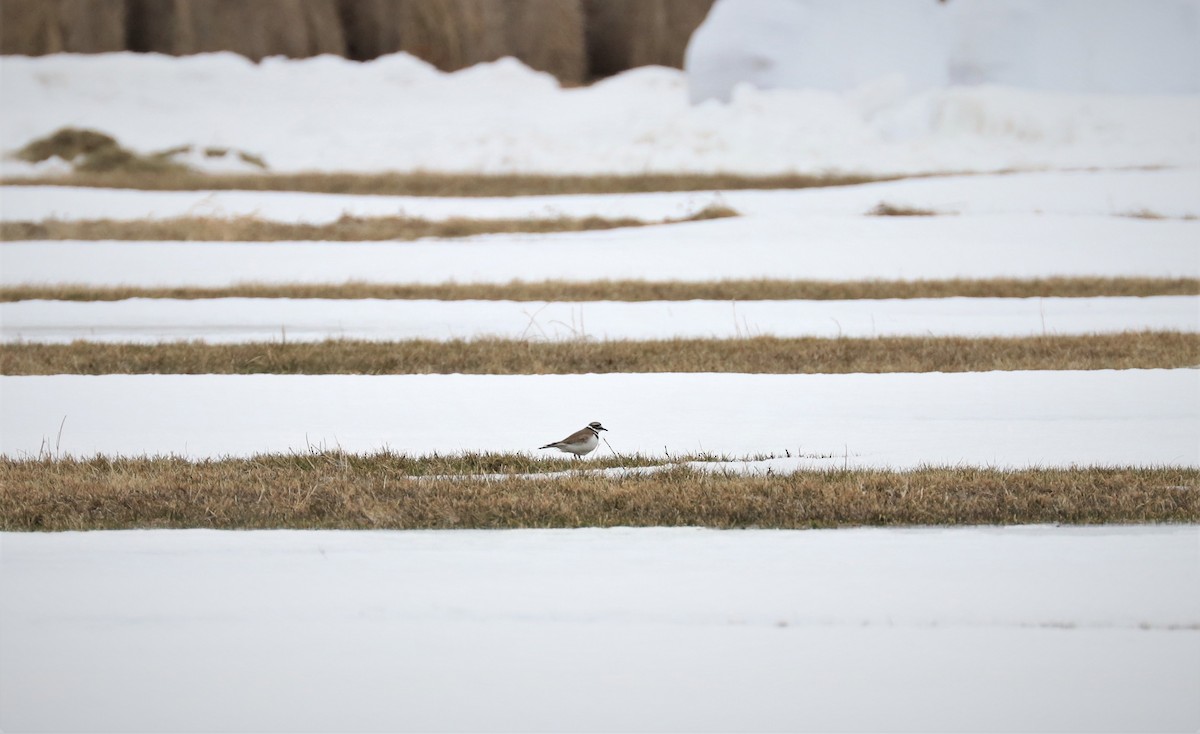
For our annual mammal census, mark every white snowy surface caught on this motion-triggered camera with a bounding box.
[4,215,1196,287]
[3,526,1198,732]
[3,295,1195,344]
[687,0,1200,101]
[687,0,951,100]
[3,52,1199,176]
[4,169,1199,223]
[3,370,1196,467]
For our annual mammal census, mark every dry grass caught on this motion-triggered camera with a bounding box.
[3,333,1195,375]
[1,454,1195,531]
[1119,209,1199,221]
[14,127,188,174]
[3,277,1195,303]
[2,169,904,196]
[869,202,944,216]
[0,206,736,243]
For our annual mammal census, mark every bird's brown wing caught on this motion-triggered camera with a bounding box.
[557,426,594,444]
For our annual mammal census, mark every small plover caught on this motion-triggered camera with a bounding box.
[539,421,607,457]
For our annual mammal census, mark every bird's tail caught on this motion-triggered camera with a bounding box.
[539,443,558,450]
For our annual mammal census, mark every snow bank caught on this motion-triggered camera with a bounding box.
[2,52,1198,175]
[687,0,950,100]
[3,370,1196,466]
[3,295,1195,344]
[3,526,1197,731]
[687,0,1200,101]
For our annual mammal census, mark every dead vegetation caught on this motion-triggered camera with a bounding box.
[2,168,903,196]
[0,0,127,55]
[4,0,712,83]
[1119,209,1198,221]
[4,277,1195,303]
[869,202,945,216]
[583,0,714,78]
[12,127,268,174]
[1,454,1194,531]
[13,128,187,174]
[4,333,1195,376]
[0,206,735,242]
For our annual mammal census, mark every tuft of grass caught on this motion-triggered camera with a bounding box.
[868,202,944,216]
[3,333,1195,376]
[1,455,1195,531]
[3,277,1195,303]
[15,127,187,174]
[15,128,120,163]
[1117,209,1198,221]
[0,207,735,242]
[12,127,270,175]
[1121,209,1168,220]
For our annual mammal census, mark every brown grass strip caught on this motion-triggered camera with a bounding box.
[0,206,736,243]
[1,456,1195,531]
[2,170,900,196]
[3,333,1195,375]
[3,277,1196,303]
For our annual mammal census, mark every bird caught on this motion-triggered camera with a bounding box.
[539,421,607,458]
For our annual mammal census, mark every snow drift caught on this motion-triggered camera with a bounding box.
[2,50,1199,176]
[686,0,1200,101]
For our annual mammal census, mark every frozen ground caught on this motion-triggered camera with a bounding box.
[2,526,1197,732]
[3,295,1195,344]
[3,370,1196,467]
[3,53,1200,176]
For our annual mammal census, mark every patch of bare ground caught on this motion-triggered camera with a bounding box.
[0,170,901,196]
[1,455,1194,531]
[2,277,1195,303]
[0,206,736,242]
[2,333,1196,375]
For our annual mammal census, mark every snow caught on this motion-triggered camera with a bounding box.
[3,170,1196,291]
[3,52,1199,176]
[4,295,1195,344]
[5,168,1200,223]
[687,0,951,99]
[3,370,1196,467]
[687,0,1200,101]
[4,215,1195,287]
[3,526,1197,731]
[3,28,1198,734]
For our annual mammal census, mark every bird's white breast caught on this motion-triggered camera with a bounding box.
[565,432,599,455]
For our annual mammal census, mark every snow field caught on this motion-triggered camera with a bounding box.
[3,295,1195,344]
[3,27,1198,734]
[2,169,1195,468]
[4,52,1200,176]
[687,0,1200,100]
[2,526,1197,732]
[4,169,1199,223]
[4,214,1197,287]
[3,370,1196,467]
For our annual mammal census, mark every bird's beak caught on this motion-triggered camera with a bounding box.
[600,426,608,431]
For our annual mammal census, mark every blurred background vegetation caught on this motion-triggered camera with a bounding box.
[0,0,716,84]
